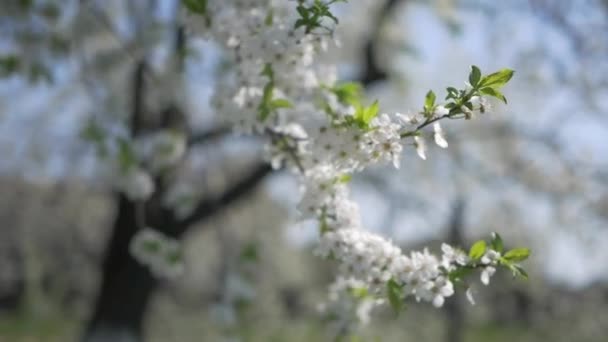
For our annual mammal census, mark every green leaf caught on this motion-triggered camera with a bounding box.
[261,63,274,80]
[294,0,341,33]
[80,121,107,156]
[28,63,52,83]
[479,87,507,104]
[503,248,530,262]
[350,287,368,299]
[354,100,380,129]
[331,82,362,106]
[264,9,274,26]
[294,18,306,30]
[141,239,161,254]
[490,232,504,253]
[240,243,258,262]
[165,248,183,265]
[424,90,436,112]
[182,0,207,15]
[479,68,514,89]
[0,55,21,77]
[469,65,481,87]
[80,121,104,143]
[363,100,379,124]
[270,98,292,110]
[448,266,473,283]
[337,174,352,183]
[445,87,458,100]
[258,83,274,121]
[117,138,136,173]
[386,279,403,315]
[511,264,529,280]
[469,240,487,260]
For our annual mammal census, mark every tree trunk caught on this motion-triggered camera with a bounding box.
[445,198,466,342]
[83,195,156,342]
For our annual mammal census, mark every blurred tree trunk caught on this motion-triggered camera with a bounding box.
[445,198,466,342]
[83,195,156,342]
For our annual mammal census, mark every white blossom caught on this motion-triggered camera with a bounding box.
[433,105,449,116]
[120,168,155,201]
[414,136,427,160]
[433,122,448,148]
[481,266,496,285]
[129,228,184,279]
[481,249,501,265]
[466,287,476,305]
[441,243,468,268]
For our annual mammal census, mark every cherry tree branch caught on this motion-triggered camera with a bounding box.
[187,126,232,146]
[174,163,274,235]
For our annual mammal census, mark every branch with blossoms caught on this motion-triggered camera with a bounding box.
[317,233,530,335]
[126,0,531,329]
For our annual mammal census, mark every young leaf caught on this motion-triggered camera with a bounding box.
[490,232,504,253]
[445,87,458,100]
[258,83,274,121]
[270,99,292,110]
[424,90,436,112]
[363,100,379,124]
[469,65,481,87]
[386,279,403,315]
[331,82,362,106]
[117,138,136,173]
[264,9,274,26]
[141,239,161,254]
[511,264,529,280]
[350,287,368,299]
[479,87,507,104]
[337,174,352,183]
[240,243,259,262]
[503,248,530,262]
[448,266,473,283]
[354,100,380,129]
[0,55,21,76]
[182,0,207,15]
[261,63,274,79]
[469,240,487,260]
[166,248,183,265]
[479,69,514,89]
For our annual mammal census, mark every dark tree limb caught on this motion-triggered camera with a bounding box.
[360,0,404,87]
[130,61,147,136]
[444,198,466,342]
[174,163,274,235]
[84,195,155,341]
[83,58,151,341]
[187,126,232,146]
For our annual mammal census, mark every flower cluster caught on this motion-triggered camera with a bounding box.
[128,0,528,326]
[177,0,526,320]
[129,228,184,278]
[317,276,383,330]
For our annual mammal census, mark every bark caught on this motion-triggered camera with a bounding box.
[83,196,155,342]
[444,198,466,342]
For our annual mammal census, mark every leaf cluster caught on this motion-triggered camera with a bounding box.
[294,0,347,34]
[258,64,293,121]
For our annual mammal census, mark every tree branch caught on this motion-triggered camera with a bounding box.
[130,61,146,137]
[359,0,404,87]
[174,163,274,235]
[187,126,232,146]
